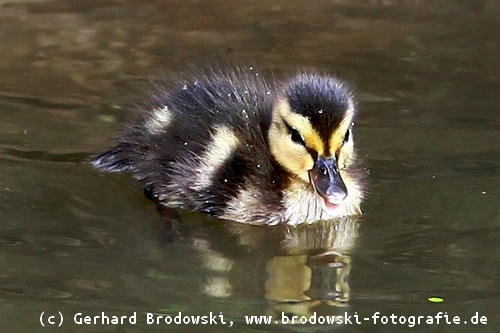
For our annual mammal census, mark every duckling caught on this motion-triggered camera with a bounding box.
[92,66,364,225]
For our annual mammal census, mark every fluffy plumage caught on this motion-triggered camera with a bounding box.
[92,67,364,225]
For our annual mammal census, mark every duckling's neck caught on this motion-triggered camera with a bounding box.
[282,179,362,225]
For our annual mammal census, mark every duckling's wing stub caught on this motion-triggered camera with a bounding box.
[91,144,136,173]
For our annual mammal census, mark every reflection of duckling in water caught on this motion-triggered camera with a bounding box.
[92,66,364,225]
[265,221,356,320]
[168,213,359,321]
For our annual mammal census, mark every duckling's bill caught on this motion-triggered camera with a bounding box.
[309,155,348,215]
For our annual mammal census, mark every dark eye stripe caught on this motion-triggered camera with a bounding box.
[343,123,355,145]
[343,129,350,144]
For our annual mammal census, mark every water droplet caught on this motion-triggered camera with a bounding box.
[249,66,254,71]
[318,109,323,114]
[256,164,261,168]
[265,91,271,95]
[224,178,228,183]
[184,142,188,146]
[227,92,232,98]
[182,84,188,90]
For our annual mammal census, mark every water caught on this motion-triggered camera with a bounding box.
[0,0,499,332]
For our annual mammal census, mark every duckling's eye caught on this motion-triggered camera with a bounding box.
[342,129,350,145]
[286,124,305,146]
[291,128,304,144]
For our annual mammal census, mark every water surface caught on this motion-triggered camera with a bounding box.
[0,1,499,332]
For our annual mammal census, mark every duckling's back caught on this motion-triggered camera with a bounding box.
[93,68,288,224]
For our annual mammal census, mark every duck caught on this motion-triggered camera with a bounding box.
[92,66,364,225]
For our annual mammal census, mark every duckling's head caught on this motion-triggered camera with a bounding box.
[268,73,358,215]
